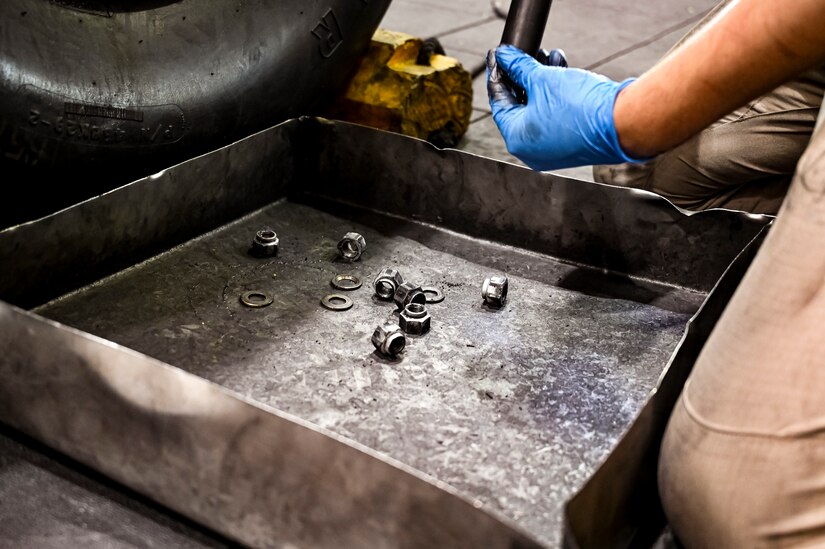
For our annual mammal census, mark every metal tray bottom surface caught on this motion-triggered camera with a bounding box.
[35,199,693,545]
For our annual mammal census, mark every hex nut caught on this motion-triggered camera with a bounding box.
[251,229,279,257]
[399,303,431,335]
[482,274,508,307]
[371,323,406,357]
[374,268,404,300]
[393,281,426,310]
[338,232,367,262]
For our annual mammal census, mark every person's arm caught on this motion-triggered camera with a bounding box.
[488,0,825,171]
[617,0,825,158]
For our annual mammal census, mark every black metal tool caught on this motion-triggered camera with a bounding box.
[498,0,566,104]
[500,0,553,56]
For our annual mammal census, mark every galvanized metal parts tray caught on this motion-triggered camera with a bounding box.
[0,118,771,547]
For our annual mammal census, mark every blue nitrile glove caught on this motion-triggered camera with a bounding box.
[487,45,646,171]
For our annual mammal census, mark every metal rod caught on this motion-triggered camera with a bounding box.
[500,0,553,56]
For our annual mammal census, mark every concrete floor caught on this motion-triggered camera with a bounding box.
[379,0,719,180]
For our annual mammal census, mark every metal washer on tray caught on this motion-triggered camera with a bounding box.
[240,290,274,308]
[331,274,362,291]
[321,294,354,311]
[422,286,444,304]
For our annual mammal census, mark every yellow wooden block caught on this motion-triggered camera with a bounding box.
[326,29,473,146]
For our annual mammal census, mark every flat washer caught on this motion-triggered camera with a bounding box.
[331,274,363,291]
[422,286,445,304]
[321,294,354,311]
[240,290,274,308]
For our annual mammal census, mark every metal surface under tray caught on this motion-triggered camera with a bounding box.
[0,424,230,549]
[0,118,771,547]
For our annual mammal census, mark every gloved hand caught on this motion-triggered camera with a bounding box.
[487,45,647,171]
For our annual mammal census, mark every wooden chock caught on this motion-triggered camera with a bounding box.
[326,29,473,147]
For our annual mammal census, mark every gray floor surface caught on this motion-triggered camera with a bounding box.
[379,0,720,181]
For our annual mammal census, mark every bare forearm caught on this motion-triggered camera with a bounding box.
[614,0,825,158]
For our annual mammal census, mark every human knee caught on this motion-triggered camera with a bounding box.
[660,400,825,548]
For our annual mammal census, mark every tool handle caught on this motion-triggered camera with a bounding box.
[500,0,553,57]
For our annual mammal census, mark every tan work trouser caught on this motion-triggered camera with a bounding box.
[593,2,825,215]
[658,118,825,546]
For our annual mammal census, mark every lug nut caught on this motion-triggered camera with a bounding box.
[482,274,508,307]
[251,229,279,257]
[399,303,431,335]
[371,323,406,357]
[393,281,426,310]
[374,268,404,300]
[338,232,366,262]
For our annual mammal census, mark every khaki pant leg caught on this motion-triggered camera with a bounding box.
[596,68,825,215]
[664,0,734,53]
[593,0,825,215]
[658,123,825,547]
[660,401,825,548]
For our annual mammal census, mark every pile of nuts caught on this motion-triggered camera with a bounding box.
[369,268,438,359]
[243,227,510,360]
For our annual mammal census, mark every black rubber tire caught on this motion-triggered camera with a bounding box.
[0,0,390,227]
